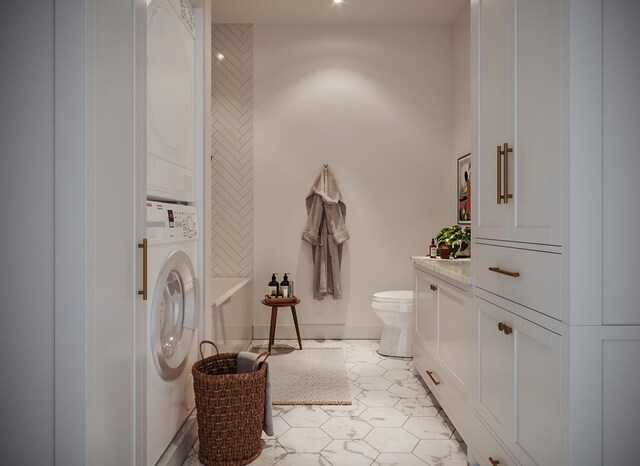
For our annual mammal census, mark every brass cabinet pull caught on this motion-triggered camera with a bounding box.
[489,457,500,466]
[498,322,513,335]
[430,284,438,292]
[503,142,513,204]
[497,145,502,204]
[488,267,520,278]
[426,370,441,386]
[138,238,148,300]
[497,143,513,204]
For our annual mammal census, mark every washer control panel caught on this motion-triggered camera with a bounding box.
[147,200,199,241]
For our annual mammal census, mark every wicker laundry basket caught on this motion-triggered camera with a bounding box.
[192,340,269,466]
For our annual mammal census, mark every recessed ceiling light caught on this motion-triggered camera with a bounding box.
[216,52,225,61]
[333,0,343,4]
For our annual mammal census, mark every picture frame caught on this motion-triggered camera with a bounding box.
[457,153,471,225]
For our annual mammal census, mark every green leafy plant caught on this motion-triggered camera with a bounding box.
[435,225,471,258]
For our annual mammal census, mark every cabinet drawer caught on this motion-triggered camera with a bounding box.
[414,340,469,435]
[474,243,561,320]
[472,414,520,466]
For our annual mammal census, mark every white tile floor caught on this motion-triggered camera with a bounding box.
[183,339,468,466]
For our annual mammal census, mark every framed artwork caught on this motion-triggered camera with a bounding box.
[457,153,471,225]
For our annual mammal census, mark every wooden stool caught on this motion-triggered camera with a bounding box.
[261,298,303,353]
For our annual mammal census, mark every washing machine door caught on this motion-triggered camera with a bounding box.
[151,249,199,381]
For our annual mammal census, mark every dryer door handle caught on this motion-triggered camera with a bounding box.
[138,238,148,301]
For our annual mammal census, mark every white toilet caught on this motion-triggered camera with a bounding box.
[371,290,414,358]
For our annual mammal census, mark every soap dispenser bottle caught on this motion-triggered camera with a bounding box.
[429,238,437,258]
[280,273,290,298]
[268,274,279,297]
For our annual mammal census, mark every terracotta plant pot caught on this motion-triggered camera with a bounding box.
[439,246,451,259]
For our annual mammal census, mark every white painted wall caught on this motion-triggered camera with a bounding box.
[253,25,453,339]
[0,2,55,463]
[452,2,471,160]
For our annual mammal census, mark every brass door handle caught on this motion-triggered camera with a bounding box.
[489,457,500,466]
[488,267,520,278]
[426,370,441,386]
[498,322,513,335]
[497,143,513,204]
[430,284,438,291]
[138,238,148,300]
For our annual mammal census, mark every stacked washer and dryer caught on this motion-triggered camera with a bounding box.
[145,0,200,464]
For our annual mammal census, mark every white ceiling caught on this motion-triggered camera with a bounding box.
[212,0,467,25]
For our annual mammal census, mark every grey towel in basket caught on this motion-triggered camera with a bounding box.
[237,351,273,436]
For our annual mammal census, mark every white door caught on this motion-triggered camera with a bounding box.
[475,0,563,246]
[511,313,562,466]
[475,297,513,441]
[415,270,438,354]
[437,280,470,395]
[475,0,513,241]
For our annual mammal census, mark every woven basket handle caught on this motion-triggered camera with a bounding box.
[252,351,270,371]
[199,340,220,360]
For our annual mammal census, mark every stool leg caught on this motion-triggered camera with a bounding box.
[291,306,302,350]
[269,307,278,353]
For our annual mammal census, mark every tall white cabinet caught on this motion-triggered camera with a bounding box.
[414,1,640,465]
[472,0,640,464]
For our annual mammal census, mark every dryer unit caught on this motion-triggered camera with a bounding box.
[146,200,199,465]
[147,0,196,203]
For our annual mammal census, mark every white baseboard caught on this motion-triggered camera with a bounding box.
[253,324,383,340]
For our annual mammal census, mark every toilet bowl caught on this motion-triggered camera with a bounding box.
[371,290,414,358]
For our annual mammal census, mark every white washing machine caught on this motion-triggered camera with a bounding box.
[146,200,199,466]
[147,0,196,203]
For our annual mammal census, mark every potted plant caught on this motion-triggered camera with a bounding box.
[435,225,471,259]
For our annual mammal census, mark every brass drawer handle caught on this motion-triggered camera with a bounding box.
[498,322,513,335]
[430,284,438,291]
[489,267,520,278]
[489,457,500,466]
[426,370,441,386]
[138,238,148,301]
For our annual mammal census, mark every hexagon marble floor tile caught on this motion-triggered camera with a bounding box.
[183,340,468,466]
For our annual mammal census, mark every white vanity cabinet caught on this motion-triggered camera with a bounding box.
[474,0,564,247]
[413,258,473,436]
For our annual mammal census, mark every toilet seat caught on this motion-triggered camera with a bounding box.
[372,290,413,303]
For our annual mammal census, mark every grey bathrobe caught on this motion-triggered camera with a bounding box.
[302,166,350,300]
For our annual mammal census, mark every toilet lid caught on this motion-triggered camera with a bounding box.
[372,290,414,303]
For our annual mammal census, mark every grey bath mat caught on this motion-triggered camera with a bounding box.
[252,346,352,405]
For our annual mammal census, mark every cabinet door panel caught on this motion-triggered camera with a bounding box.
[438,281,470,394]
[513,315,562,466]
[415,272,437,353]
[475,0,513,241]
[510,0,563,245]
[603,337,640,464]
[476,298,513,439]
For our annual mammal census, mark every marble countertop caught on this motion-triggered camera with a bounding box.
[411,256,472,285]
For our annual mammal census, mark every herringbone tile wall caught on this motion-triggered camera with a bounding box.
[211,24,253,278]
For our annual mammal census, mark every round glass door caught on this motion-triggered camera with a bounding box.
[151,249,199,381]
